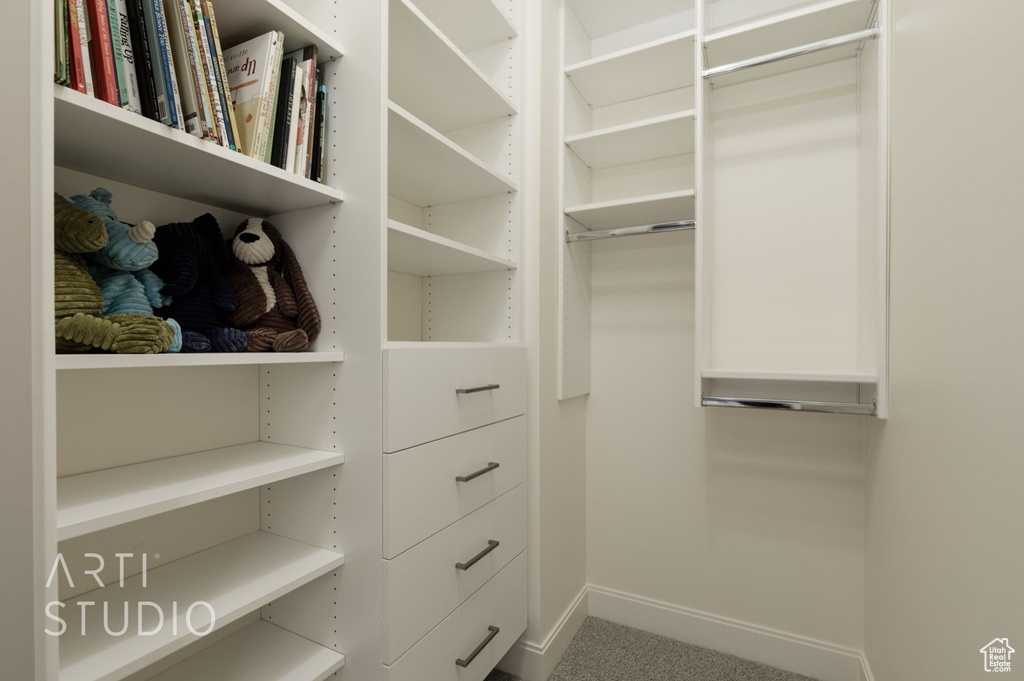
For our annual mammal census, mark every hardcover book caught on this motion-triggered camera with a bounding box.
[270,55,297,169]
[162,0,205,137]
[203,1,239,151]
[125,0,158,119]
[105,0,129,106]
[113,0,142,113]
[223,30,282,159]
[85,0,119,104]
[66,0,87,92]
[191,0,228,146]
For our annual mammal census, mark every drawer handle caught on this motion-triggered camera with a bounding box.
[455,626,500,668]
[456,540,500,571]
[456,462,499,483]
[456,384,500,394]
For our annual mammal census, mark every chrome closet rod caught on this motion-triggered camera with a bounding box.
[702,27,880,79]
[566,220,696,244]
[702,396,877,416]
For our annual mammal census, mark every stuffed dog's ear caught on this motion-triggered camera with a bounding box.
[279,239,320,344]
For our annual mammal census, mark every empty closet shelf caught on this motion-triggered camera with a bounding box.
[565,111,695,169]
[566,220,695,243]
[702,395,876,416]
[388,221,517,276]
[565,191,695,231]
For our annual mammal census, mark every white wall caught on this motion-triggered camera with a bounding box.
[585,232,867,675]
[864,1,1024,678]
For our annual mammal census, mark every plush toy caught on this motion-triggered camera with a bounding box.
[69,188,182,352]
[224,218,320,352]
[54,194,177,354]
[150,213,247,352]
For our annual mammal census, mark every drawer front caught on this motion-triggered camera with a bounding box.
[384,416,526,558]
[384,485,527,664]
[383,346,526,453]
[384,552,527,681]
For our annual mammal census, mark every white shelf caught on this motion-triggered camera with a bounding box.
[57,443,344,541]
[390,0,515,132]
[149,620,345,681]
[54,351,345,370]
[206,0,345,62]
[565,110,696,169]
[410,0,516,53]
[384,341,525,350]
[704,0,875,68]
[54,86,344,216]
[565,190,695,231]
[388,102,518,207]
[59,531,345,681]
[702,369,877,383]
[565,31,695,108]
[388,220,516,276]
[567,0,691,40]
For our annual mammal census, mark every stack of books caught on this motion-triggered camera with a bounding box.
[55,0,329,183]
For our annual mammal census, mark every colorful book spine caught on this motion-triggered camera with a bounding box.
[55,0,68,84]
[164,0,206,138]
[66,0,87,92]
[148,0,182,127]
[75,0,95,96]
[181,0,216,140]
[85,0,119,104]
[203,1,239,152]
[105,0,129,106]
[191,0,228,147]
[125,0,158,119]
[302,50,318,176]
[254,32,283,161]
[113,0,142,113]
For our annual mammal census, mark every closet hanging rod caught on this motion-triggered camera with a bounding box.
[566,220,696,244]
[702,27,880,79]
[702,395,876,416]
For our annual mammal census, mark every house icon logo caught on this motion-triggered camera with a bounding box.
[980,638,1014,672]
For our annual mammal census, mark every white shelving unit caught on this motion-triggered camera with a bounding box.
[388,221,517,277]
[565,190,695,231]
[565,110,696,169]
[54,352,345,370]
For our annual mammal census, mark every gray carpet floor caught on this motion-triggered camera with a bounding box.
[484,618,819,681]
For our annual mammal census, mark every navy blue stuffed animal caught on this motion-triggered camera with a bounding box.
[150,214,247,353]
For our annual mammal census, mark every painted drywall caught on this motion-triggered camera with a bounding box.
[864,1,1024,678]
[586,233,866,649]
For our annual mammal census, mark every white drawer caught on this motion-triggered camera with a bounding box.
[384,416,526,558]
[384,552,527,681]
[383,345,526,453]
[384,485,526,664]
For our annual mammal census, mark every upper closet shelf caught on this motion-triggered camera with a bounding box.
[59,531,345,681]
[565,111,695,169]
[566,190,695,231]
[388,102,518,207]
[388,220,517,276]
[149,620,346,681]
[390,0,516,133]
[54,351,346,370]
[704,0,875,68]
[57,442,344,541]
[203,0,345,62]
[567,0,691,39]
[565,31,695,108]
[410,0,516,53]
[702,369,877,383]
[54,87,344,216]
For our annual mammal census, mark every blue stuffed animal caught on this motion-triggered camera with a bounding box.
[69,188,182,353]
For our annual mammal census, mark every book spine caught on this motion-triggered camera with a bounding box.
[66,0,87,92]
[85,0,119,104]
[302,47,318,177]
[63,2,72,85]
[311,80,326,183]
[253,32,282,162]
[262,57,281,164]
[150,0,182,127]
[76,0,95,96]
[125,0,158,119]
[269,57,293,168]
[192,0,228,147]
[166,0,207,138]
[180,0,215,140]
[55,0,67,84]
[203,1,239,152]
[105,0,128,105]
[113,0,142,113]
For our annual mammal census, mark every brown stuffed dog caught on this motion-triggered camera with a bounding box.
[225,218,320,352]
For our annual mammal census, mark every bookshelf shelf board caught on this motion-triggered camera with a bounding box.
[54,86,345,216]
[565,190,696,231]
[54,350,345,370]
[57,442,345,541]
[565,31,695,108]
[388,220,517,277]
[209,0,345,62]
[411,0,516,53]
[565,110,696,169]
[704,0,874,69]
[59,531,345,681]
[388,102,518,207]
[149,621,346,681]
[702,369,878,383]
[390,0,516,133]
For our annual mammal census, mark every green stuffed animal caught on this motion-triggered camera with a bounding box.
[54,194,177,354]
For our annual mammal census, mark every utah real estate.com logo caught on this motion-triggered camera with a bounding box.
[980,638,1014,673]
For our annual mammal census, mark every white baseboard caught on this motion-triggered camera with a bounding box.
[860,652,875,681]
[498,586,589,681]
[587,585,865,681]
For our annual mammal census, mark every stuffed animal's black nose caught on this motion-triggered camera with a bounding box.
[239,233,260,243]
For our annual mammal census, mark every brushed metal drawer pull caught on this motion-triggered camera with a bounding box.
[455,626,500,668]
[456,462,499,483]
[456,540,500,571]
[456,384,500,394]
